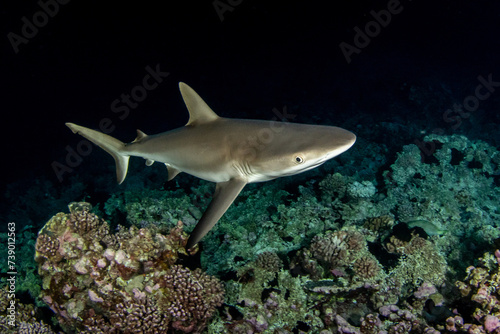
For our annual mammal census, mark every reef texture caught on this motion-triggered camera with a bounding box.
[451,250,500,333]
[0,285,60,334]
[3,133,499,332]
[34,202,224,333]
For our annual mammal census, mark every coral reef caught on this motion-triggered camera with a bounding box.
[346,180,377,199]
[104,188,200,231]
[384,135,500,267]
[162,265,224,332]
[3,132,499,332]
[182,135,499,280]
[218,267,324,333]
[0,286,59,334]
[254,251,283,273]
[35,202,223,333]
[450,250,500,333]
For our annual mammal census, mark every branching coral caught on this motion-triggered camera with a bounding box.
[161,265,224,332]
[254,251,283,273]
[82,297,169,333]
[310,230,352,266]
[0,286,58,334]
[308,228,374,281]
[353,257,380,279]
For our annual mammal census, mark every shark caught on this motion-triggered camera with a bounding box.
[66,82,356,249]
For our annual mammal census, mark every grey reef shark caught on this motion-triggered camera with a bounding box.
[66,83,356,249]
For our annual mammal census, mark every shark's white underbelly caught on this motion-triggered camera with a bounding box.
[165,159,273,183]
[181,166,235,183]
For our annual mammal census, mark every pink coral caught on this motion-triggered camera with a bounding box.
[484,315,500,333]
[414,281,438,299]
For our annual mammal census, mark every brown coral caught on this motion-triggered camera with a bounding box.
[310,231,349,265]
[0,286,58,334]
[310,229,367,267]
[385,235,407,254]
[385,232,428,255]
[354,257,380,279]
[162,265,224,332]
[82,297,169,333]
[347,231,365,251]
[255,252,283,273]
[35,233,60,259]
[363,215,394,232]
[18,321,58,334]
[68,202,101,232]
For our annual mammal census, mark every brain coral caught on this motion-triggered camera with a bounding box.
[35,202,224,333]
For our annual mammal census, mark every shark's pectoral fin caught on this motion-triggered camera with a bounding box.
[186,178,247,249]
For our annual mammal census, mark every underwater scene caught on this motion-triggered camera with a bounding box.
[1,0,500,333]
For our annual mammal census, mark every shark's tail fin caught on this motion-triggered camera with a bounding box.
[65,123,130,184]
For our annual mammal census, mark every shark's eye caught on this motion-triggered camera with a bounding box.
[295,156,304,163]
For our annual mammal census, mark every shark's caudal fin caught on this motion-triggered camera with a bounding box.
[65,123,130,184]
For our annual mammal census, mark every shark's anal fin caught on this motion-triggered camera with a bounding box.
[186,178,247,249]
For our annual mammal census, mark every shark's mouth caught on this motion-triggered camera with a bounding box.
[278,160,326,177]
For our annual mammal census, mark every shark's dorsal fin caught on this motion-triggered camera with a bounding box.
[132,130,148,143]
[179,82,219,126]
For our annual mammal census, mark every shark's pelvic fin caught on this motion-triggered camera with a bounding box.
[65,123,130,184]
[179,82,220,126]
[165,164,182,181]
[186,178,247,249]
